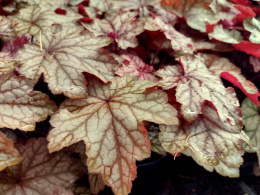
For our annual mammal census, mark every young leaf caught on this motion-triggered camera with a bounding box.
[148,125,166,155]
[81,11,144,50]
[156,55,241,125]
[0,16,15,38]
[249,56,260,73]
[160,104,252,167]
[0,74,57,131]
[0,137,87,195]
[152,16,194,54]
[88,173,105,195]
[16,25,118,98]
[0,132,22,171]
[241,98,260,164]
[115,54,158,82]
[9,5,80,36]
[48,75,178,195]
[200,53,259,106]
[243,17,260,44]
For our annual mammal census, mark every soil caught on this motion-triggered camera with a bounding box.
[99,152,260,195]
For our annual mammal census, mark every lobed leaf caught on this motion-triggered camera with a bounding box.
[115,54,158,82]
[0,74,57,131]
[16,25,118,98]
[81,10,144,50]
[241,98,260,164]
[243,17,260,44]
[156,55,241,125]
[9,5,80,36]
[48,75,178,195]
[160,104,252,168]
[0,132,22,172]
[0,137,87,195]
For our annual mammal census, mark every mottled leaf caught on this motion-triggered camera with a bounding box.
[0,137,87,195]
[0,132,22,171]
[241,98,260,164]
[16,25,118,98]
[48,76,178,195]
[160,104,251,167]
[201,53,259,105]
[156,55,241,125]
[88,173,105,195]
[244,17,260,44]
[0,74,57,131]
[81,11,144,49]
[9,5,80,36]
[115,54,158,82]
[106,0,160,11]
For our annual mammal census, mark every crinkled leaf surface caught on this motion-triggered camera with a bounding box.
[156,55,241,125]
[241,98,260,164]
[88,173,105,195]
[184,148,240,177]
[48,75,178,195]
[81,11,144,50]
[208,25,243,44]
[0,53,17,74]
[0,16,15,38]
[160,104,251,167]
[152,16,194,54]
[9,5,80,36]
[0,137,87,195]
[0,74,57,131]
[0,132,22,171]
[16,25,118,98]
[161,0,240,32]
[201,53,259,105]
[115,54,158,82]
[244,17,260,44]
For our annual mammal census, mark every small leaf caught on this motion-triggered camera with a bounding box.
[16,25,118,98]
[88,173,105,195]
[81,10,144,49]
[0,137,87,195]
[244,17,260,44]
[148,125,166,155]
[249,56,260,73]
[115,54,158,82]
[48,75,178,195]
[0,73,57,131]
[160,104,252,167]
[241,98,260,164]
[0,132,22,171]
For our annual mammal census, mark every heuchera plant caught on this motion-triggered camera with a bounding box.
[0,0,259,194]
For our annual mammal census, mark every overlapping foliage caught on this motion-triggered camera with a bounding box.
[0,0,259,194]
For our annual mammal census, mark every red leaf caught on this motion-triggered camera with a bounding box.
[232,41,260,58]
[232,5,255,25]
[221,72,259,106]
[55,8,67,15]
[2,34,31,57]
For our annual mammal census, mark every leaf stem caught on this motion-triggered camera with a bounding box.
[151,36,166,66]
